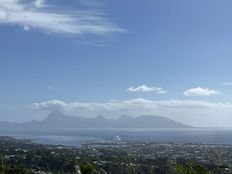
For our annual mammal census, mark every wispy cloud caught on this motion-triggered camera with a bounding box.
[157,90,168,94]
[183,87,222,97]
[34,0,45,8]
[34,98,232,113]
[47,86,60,91]
[221,82,232,86]
[127,85,167,94]
[74,40,106,47]
[0,0,124,35]
[33,98,232,126]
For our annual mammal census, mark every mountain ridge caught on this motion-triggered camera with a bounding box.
[0,111,191,129]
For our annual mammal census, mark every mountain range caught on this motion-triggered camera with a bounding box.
[0,111,191,129]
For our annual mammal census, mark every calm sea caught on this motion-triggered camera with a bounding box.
[0,128,232,146]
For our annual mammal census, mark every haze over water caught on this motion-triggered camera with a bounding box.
[1,128,232,146]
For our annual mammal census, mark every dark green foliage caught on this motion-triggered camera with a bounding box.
[0,164,31,174]
[173,162,214,174]
[80,163,99,174]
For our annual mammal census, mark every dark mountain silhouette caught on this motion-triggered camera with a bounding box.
[0,111,191,129]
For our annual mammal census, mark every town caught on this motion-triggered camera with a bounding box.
[0,136,231,174]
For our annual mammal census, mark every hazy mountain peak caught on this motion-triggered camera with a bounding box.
[118,115,133,120]
[44,111,67,121]
[48,111,66,116]
[96,115,105,119]
[0,112,191,130]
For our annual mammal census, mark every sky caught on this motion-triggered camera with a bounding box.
[1,0,232,127]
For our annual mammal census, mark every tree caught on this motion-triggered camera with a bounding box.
[79,163,99,174]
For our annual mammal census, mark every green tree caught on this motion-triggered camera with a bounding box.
[79,163,98,174]
[173,162,213,174]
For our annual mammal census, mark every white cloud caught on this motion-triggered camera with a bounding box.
[33,98,232,127]
[0,0,124,35]
[183,87,222,97]
[34,98,232,112]
[127,85,167,94]
[157,90,168,94]
[127,85,155,93]
[34,0,45,8]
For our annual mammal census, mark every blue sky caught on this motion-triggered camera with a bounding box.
[1,0,232,126]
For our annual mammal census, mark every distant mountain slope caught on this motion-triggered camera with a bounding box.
[0,111,191,129]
